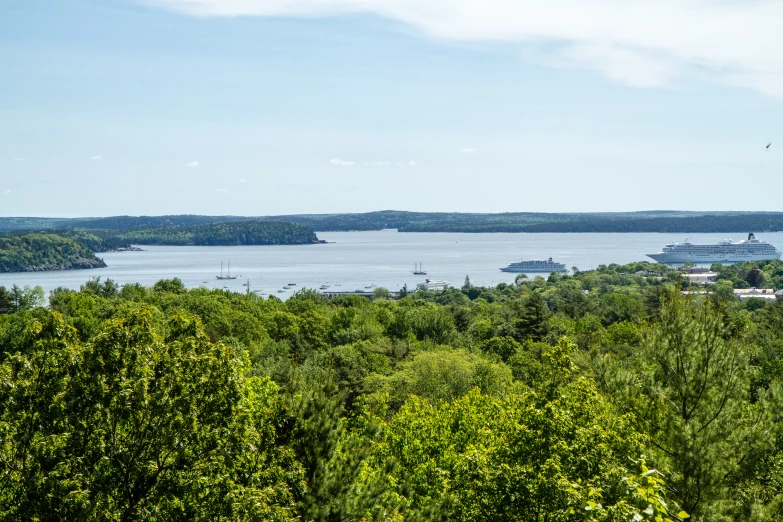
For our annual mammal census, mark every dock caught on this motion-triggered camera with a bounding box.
[318,290,402,299]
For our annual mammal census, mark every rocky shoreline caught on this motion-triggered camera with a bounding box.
[109,246,145,252]
[13,257,107,272]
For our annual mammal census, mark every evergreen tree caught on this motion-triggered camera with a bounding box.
[606,290,771,517]
[515,291,552,342]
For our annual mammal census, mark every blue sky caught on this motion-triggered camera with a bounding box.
[2,0,782,217]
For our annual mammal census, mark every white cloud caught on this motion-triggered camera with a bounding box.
[91,155,103,160]
[461,148,477,153]
[330,158,356,166]
[2,189,11,195]
[216,188,229,193]
[408,160,417,167]
[186,160,199,167]
[142,0,783,96]
[238,178,247,183]
[374,161,390,166]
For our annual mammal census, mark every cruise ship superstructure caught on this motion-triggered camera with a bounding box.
[500,257,567,273]
[417,279,452,291]
[646,233,781,264]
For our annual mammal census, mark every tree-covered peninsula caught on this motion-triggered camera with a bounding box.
[102,220,321,247]
[0,233,106,273]
[53,220,319,251]
[0,221,319,272]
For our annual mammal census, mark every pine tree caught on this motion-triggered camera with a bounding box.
[607,290,772,517]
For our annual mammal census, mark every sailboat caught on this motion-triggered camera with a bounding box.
[413,262,427,275]
[216,260,239,280]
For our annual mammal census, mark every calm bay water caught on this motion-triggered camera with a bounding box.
[2,230,782,298]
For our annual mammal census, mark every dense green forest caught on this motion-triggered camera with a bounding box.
[4,211,783,234]
[0,215,248,232]
[0,233,106,272]
[3,260,783,519]
[11,221,319,251]
[0,222,318,272]
[267,210,783,233]
[89,220,320,248]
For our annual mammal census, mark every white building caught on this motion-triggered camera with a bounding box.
[683,272,718,285]
[733,288,777,302]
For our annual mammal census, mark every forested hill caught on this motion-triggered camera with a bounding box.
[264,210,783,233]
[5,211,783,234]
[0,215,248,232]
[38,221,320,251]
[0,222,318,272]
[102,220,320,247]
[0,233,106,272]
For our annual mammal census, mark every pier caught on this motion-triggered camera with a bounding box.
[318,290,402,299]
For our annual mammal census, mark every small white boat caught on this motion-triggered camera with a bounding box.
[283,286,290,289]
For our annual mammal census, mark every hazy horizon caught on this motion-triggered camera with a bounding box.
[3,0,783,216]
[4,209,783,221]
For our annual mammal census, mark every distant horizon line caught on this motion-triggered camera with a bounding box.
[5,210,783,220]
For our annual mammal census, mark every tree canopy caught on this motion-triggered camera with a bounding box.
[1,261,783,519]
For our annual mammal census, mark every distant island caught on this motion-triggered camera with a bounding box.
[61,220,322,250]
[0,221,320,273]
[0,233,106,273]
[4,211,783,235]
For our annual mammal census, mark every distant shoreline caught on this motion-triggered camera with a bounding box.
[3,212,783,235]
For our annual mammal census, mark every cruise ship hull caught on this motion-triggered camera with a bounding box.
[647,252,781,264]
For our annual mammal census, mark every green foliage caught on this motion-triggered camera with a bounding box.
[0,309,302,520]
[104,220,319,247]
[479,335,522,362]
[366,341,685,521]
[0,233,105,272]
[365,348,513,409]
[604,290,771,517]
[3,260,783,520]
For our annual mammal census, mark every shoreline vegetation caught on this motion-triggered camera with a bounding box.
[0,221,321,273]
[1,260,782,518]
[4,210,783,234]
[0,233,106,273]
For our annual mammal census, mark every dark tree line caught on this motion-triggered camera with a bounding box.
[5,211,783,234]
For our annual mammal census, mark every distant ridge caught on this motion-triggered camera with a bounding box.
[2,211,783,234]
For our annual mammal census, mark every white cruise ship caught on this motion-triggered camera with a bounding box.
[647,233,781,264]
[417,279,452,291]
[500,257,567,273]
